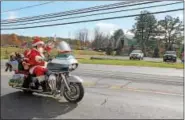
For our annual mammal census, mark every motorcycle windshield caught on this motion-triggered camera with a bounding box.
[56,53,70,58]
[57,41,72,52]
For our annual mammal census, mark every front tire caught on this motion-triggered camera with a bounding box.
[63,83,84,103]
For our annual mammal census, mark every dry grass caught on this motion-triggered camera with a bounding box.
[0,47,105,59]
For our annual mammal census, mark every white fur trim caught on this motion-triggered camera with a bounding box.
[29,65,39,74]
[35,56,43,62]
[40,53,45,58]
[26,50,31,56]
[32,41,44,46]
[44,62,48,68]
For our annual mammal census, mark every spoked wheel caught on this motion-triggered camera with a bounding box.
[63,82,84,103]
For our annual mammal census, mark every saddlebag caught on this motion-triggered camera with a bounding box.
[9,74,25,87]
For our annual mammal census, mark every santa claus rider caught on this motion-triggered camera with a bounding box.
[27,37,54,87]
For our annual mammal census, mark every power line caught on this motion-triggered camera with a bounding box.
[3,1,161,24]
[2,1,148,22]
[1,1,160,24]
[2,8,183,30]
[1,1,130,22]
[1,1,55,14]
[2,1,182,27]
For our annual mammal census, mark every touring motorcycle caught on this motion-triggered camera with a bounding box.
[8,41,84,103]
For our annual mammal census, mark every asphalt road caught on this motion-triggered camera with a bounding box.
[1,64,184,119]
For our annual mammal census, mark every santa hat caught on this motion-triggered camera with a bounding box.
[32,37,44,47]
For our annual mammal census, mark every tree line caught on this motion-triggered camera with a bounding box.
[90,10,184,57]
[1,33,91,49]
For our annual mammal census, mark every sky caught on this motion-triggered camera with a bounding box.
[1,1,184,40]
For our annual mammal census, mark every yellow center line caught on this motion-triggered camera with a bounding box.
[109,85,122,89]
[121,87,183,96]
[82,81,96,87]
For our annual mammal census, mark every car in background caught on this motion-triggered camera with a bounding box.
[163,51,177,62]
[129,50,144,60]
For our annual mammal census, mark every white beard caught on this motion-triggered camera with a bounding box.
[38,47,44,53]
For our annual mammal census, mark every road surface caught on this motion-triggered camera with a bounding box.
[1,63,183,119]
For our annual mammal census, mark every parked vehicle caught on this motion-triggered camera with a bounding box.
[163,51,177,62]
[129,50,144,60]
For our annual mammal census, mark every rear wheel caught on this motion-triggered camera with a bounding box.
[63,83,84,103]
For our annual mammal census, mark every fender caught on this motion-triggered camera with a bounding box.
[67,75,84,83]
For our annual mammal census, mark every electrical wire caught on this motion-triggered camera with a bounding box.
[2,1,182,27]
[1,1,160,24]
[1,1,55,14]
[1,1,130,22]
[2,8,183,30]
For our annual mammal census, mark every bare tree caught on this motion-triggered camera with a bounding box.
[75,28,89,49]
[91,27,110,50]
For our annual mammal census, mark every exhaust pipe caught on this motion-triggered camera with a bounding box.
[12,87,53,95]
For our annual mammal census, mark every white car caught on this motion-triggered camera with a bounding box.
[48,53,78,71]
[129,50,144,60]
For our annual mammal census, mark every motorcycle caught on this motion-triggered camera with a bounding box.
[8,41,84,103]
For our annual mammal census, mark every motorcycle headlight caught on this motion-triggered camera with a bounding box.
[72,64,76,69]
[68,64,73,70]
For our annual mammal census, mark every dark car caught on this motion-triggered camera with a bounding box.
[163,51,177,62]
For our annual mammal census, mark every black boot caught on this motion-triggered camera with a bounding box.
[40,81,49,92]
[5,67,8,72]
[29,77,37,88]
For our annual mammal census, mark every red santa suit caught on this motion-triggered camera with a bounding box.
[27,37,53,82]
[24,49,31,58]
[28,48,47,76]
[22,49,31,70]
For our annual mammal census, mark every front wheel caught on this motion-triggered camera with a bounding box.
[63,83,84,103]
